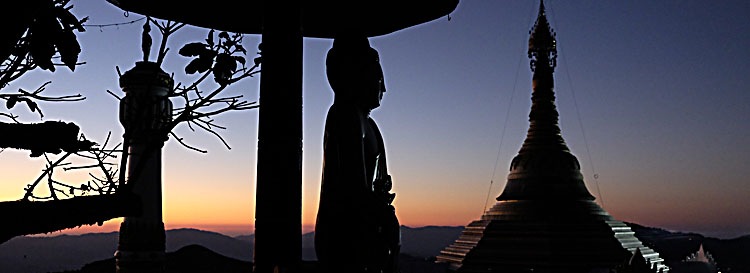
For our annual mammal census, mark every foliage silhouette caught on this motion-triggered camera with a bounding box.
[0,12,260,243]
[0,0,87,90]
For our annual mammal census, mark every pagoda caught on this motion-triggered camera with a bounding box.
[437,2,668,272]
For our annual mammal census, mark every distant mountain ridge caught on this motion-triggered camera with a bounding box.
[627,223,750,272]
[68,244,253,273]
[0,224,747,273]
[0,228,251,273]
[232,225,466,261]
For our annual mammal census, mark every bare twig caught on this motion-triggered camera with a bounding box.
[23,152,71,200]
[106,90,122,100]
[0,113,19,123]
[169,131,207,153]
[22,132,123,201]
[192,120,231,150]
[153,19,186,67]
[63,164,102,171]
[46,157,59,200]
[1,81,85,119]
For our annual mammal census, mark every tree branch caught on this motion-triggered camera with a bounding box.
[21,132,123,201]
[169,131,207,153]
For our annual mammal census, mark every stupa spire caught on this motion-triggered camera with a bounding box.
[497,0,593,201]
[521,0,565,154]
[436,2,669,271]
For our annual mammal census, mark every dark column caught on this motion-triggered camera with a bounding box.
[254,1,303,272]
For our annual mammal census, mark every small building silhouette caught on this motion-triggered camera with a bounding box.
[670,244,718,273]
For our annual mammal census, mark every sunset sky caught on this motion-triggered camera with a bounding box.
[1,0,748,239]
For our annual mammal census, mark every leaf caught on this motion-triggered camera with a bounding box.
[216,53,236,72]
[29,41,55,71]
[219,31,229,39]
[196,57,213,73]
[179,42,207,57]
[78,16,89,27]
[56,8,85,32]
[6,97,17,109]
[224,40,235,49]
[206,29,214,47]
[198,49,217,61]
[29,16,60,71]
[213,54,235,84]
[214,70,229,84]
[26,100,38,112]
[234,56,246,66]
[56,30,80,71]
[254,56,262,66]
[185,58,201,74]
[185,56,214,74]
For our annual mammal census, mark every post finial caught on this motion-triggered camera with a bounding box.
[141,17,152,62]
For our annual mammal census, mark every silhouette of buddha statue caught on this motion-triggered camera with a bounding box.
[315,36,399,273]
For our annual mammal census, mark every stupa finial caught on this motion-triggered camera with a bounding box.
[528,0,556,72]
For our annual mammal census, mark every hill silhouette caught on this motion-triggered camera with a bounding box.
[627,223,750,272]
[0,229,251,273]
[233,225,465,261]
[0,224,747,273]
[68,244,252,273]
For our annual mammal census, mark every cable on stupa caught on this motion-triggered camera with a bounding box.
[545,3,606,208]
[482,0,539,214]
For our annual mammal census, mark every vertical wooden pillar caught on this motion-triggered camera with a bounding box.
[254,1,302,272]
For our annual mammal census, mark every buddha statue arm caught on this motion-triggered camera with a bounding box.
[327,107,371,197]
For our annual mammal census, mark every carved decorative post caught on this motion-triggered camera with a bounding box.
[115,61,173,273]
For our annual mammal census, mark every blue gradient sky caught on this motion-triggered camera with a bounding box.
[1,0,748,238]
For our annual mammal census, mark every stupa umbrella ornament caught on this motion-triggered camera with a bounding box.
[106,0,458,272]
